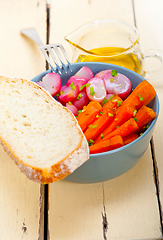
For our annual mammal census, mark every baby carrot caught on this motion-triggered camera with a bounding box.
[77,100,102,131]
[118,80,156,110]
[89,135,123,154]
[94,105,135,143]
[134,105,156,130]
[123,133,139,145]
[102,95,123,112]
[84,109,115,141]
[100,118,139,142]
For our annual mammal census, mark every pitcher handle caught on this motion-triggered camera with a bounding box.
[143,49,163,83]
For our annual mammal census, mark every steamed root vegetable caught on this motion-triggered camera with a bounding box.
[95,105,135,143]
[36,72,62,97]
[66,102,78,116]
[84,109,115,141]
[102,95,123,111]
[106,93,114,100]
[58,82,79,102]
[123,133,139,145]
[66,75,89,91]
[75,66,93,80]
[77,101,102,131]
[89,135,123,154]
[57,85,67,105]
[72,91,89,110]
[134,105,157,130]
[66,66,93,91]
[120,80,156,110]
[100,118,139,143]
[95,69,112,78]
[86,77,106,103]
[103,70,132,99]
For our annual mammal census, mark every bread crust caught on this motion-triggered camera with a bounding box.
[0,76,89,183]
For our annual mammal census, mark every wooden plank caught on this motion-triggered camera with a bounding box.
[0,0,46,80]
[134,0,163,228]
[103,147,161,239]
[0,0,46,239]
[49,0,162,239]
[49,181,104,240]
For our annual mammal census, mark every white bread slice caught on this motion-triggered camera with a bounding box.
[0,76,89,184]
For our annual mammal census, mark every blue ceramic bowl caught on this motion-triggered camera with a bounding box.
[32,62,159,184]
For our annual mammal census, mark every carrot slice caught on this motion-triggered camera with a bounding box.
[94,105,135,143]
[89,135,123,154]
[117,80,156,111]
[123,133,139,145]
[84,109,115,141]
[102,95,123,112]
[134,105,156,130]
[100,118,139,142]
[77,101,102,131]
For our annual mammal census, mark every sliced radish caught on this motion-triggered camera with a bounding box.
[66,76,89,91]
[36,72,62,97]
[75,66,93,80]
[56,85,67,105]
[59,83,79,103]
[95,69,112,78]
[86,77,107,103]
[59,85,67,93]
[66,102,79,116]
[103,70,132,99]
[106,93,114,100]
[72,91,89,110]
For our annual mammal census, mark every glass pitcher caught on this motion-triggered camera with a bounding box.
[65,19,163,80]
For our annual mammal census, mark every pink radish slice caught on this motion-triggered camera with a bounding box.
[106,93,114,100]
[36,72,62,97]
[75,66,93,80]
[66,76,89,91]
[56,85,67,105]
[66,102,79,116]
[72,91,89,110]
[86,77,107,103]
[95,69,112,78]
[59,85,67,94]
[103,71,132,99]
[59,83,79,103]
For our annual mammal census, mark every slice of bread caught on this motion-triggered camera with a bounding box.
[0,76,89,184]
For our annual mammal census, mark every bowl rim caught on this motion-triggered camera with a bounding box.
[31,62,159,157]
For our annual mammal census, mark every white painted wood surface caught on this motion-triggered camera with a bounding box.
[134,0,163,229]
[1,0,163,239]
[49,0,163,239]
[0,0,46,239]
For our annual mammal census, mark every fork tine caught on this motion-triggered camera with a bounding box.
[52,46,69,73]
[47,46,67,74]
[40,44,71,75]
[40,47,56,72]
[52,44,73,73]
[42,46,62,74]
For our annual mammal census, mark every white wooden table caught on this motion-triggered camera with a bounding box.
[0,0,163,239]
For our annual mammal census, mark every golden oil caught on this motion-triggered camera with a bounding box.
[75,47,143,75]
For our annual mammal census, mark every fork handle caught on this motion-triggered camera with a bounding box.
[21,28,44,47]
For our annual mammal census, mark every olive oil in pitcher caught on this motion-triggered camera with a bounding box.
[75,47,143,75]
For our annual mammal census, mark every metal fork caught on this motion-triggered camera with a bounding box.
[20,28,72,74]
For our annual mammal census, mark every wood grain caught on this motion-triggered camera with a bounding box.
[0,0,46,239]
[134,0,163,230]
[48,0,162,239]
